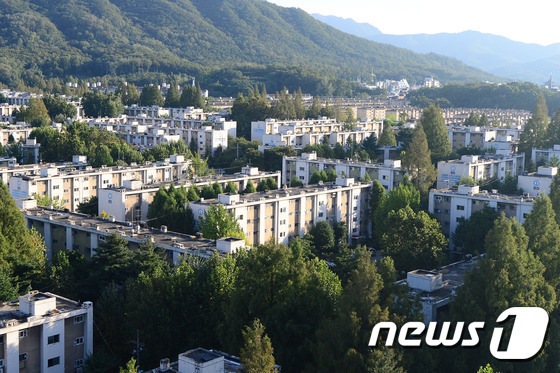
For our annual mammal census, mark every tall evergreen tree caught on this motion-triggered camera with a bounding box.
[464,111,480,127]
[419,104,451,162]
[546,109,560,147]
[139,84,164,106]
[294,87,306,119]
[306,96,322,118]
[164,83,181,108]
[116,83,140,106]
[402,124,437,193]
[240,319,277,373]
[369,180,386,239]
[520,93,549,157]
[377,121,397,147]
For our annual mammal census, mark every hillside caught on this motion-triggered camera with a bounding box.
[0,0,499,92]
[313,14,560,84]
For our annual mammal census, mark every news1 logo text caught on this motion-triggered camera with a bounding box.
[369,307,549,360]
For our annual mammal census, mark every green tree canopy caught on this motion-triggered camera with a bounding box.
[520,93,549,157]
[452,205,499,255]
[139,84,164,106]
[198,204,246,241]
[419,104,451,162]
[377,121,397,147]
[402,123,438,193]
[240,319,277,373]
[116,82,140,106]
[164,83,181,108]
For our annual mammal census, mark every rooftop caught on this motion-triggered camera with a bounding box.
[431,187,535,203]
[23,206,218,257]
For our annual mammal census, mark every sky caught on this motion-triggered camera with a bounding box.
[267,0,560,46]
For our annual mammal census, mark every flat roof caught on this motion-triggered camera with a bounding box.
[431,188,535,203]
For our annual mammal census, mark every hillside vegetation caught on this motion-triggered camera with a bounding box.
[0,0,498,94]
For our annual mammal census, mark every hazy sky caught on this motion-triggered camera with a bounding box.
[268,0,559,46]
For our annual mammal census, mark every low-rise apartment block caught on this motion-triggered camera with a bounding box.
[23,204,222,262]
[0,125,33,147]
[251,117,381,148]
[0,291,93,373]
[518,166,557,197]
[429,185,534,247]
[437,154,525,189]
[190,178,371,247]
[532,144,560,163]
[282,152,405,191]
[9,155,191,211]
[447,126,522,151]
[98,167,281,222]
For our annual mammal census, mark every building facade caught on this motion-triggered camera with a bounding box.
[517,166,557,197]
[190,178,371,247]
[436,154,525,189]
[282,152,405,192]
[0,291,93,373]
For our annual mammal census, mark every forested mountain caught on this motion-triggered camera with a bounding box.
[313,14,560,84]
[0,0,498,93]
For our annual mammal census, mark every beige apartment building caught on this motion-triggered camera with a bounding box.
[9,155,191,211]
[0,291,93,373]
[190,178,371,247]
[98,167,282,222]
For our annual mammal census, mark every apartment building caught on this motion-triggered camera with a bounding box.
[0,157,91,186]
[0,104,21,123]
[436,154,525,189]
[0,125,34,147]
[0,291,93,373]
[9,155,191,211]
[282,152,405,192]
[429,185,534,246]
[23,204,222,262]
[190,178,371,247]
[251,117,381,148]
[518,166,557,197]
[447,126,523,151]
[532,144,560,163]
[98,167,282,222]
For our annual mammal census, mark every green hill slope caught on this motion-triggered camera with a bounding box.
[0,0,500,91]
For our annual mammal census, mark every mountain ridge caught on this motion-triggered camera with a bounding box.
[0,0,499,91]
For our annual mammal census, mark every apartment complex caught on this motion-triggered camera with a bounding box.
[0,291,93,373]
[447,126,522,151]
[98,167,281,222]
[0,125,34,147]
[251,117,381,148]
[282,152,405,191]
[0,157,91,185]
[518,166,558,197]
[436,154,525,189]
[87,107,236,155]
[22,204,223,262]
[190,178,371,247]
[429,185,534,247]
[9,156,191,211]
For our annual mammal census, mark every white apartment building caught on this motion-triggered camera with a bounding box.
[9,155,191,211]
[0,104,21,123]
[447,126,523,151]
[436,154,525,189]
[0,157,90,185]
[282,152,405,191]
[429,185,534,246]
[190,178,371,247]
[98,167,281,222]
[0,291,93,373]
[532,145,560,163]
[518,166,557,197]
[0,125,34,147]
[251,117,381,148]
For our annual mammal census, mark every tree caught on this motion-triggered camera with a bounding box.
[16,97,50,125]
[116,82,140,106]
[419,104,451,162]
[402,124,437,193]
[523,194,560,289]
[266,177,278,190]
[139,84,164,106]
[290,178,303,187]
[201,185,216,199]
[369,180,386,239]
[187,184,200,202]
[309,170,322,185]
[240,319,277,373]
[546,108,560,147]
[164,83,181,108]
[450,215,556,372]
[243,180,257,194]
[198,204,246,240]
[374,177,420,237]
[257,180,270,192]
[42,94,77,120]
[306,96,322,118]
[464,111,480,127]
[180,85,205,108]
[92,145,114,167]
[452,205,499,255]
[377,121,397,146]
[520,93,549,157]
[225,181,238,194]
[213,182,224,196]
[380,206,447,272]
[479,112,489,126]
[77,196,98,216]
[119,358,138,373]
[308,221,336,257]
[34,193,65,209]
[147,184,193,233]
[82,92,124,117]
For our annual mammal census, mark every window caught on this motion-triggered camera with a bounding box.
[74,337,84,346]
[456,205,465,211]
[19,330,27,338]
[19,353,27,361]
[53,185,59,190]
[74,315,84,324]
[0,359,4,367]
[0,335,3,344]
[238,215,243,220]
[99,236,106,241]
[47,357,60,367]
[47,334,60,344]
[318,213,324,217]
[74,359,84,368]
